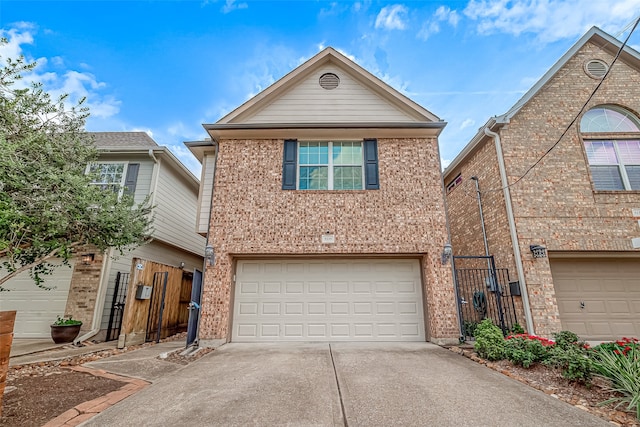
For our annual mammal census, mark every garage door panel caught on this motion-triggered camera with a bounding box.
[232,259,425,342]
[551,258,640,341]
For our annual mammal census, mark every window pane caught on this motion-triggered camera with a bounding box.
[584,141,618,165]
[299,166,328,190]
[581,107,640,132]
[334,166,363,190]
[617,140,640,164]
[333,142,362,165]
[625,165,640,190]
[591,165,624,190]
[299,142,328,165]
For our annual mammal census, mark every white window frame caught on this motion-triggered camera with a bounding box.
[297,141,365,190]
[584,140,640,191]
[86,161,129,197]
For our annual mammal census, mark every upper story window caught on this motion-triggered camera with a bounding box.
[298,141,363,190]
[282,139,379,191]
[87,162,140,196]
[581,105,640,191]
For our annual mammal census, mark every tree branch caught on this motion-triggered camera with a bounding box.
[0,242,82,287]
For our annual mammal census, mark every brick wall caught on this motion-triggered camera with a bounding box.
[200,137,458,342]
[447,40,640,338]
[64,248,105,332]
[444,137,526,331]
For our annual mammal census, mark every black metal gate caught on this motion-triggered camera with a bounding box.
[146,271,169,343]
[453,255,520,340]
[106,272,129,342]
[186,269,202,347]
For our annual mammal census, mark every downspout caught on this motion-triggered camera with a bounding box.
[148,149,160,207]
[192,140,219,347]
[74,248,114,345]
[483,126,535,334]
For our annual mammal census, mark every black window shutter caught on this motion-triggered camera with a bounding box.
[124,163,140,195]
[282,139,297,190]
[363,139,379,190]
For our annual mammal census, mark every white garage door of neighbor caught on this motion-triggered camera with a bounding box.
[232,259,425,342]
[0,260,75,338]
[550,258,640,341]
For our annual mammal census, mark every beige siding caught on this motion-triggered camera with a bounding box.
[132,160,154,205]
[153,160,206,254]
[100,241,203,329]
[197,154,216,234]
[0,259,75,338]
[244,65,418,124]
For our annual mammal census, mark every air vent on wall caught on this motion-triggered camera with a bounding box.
[584,59,608,79]
[319,73,340,90]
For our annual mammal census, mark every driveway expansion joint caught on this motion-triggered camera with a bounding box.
[329,343,349,427]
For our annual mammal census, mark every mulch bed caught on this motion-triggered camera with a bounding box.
[0,334,213,426]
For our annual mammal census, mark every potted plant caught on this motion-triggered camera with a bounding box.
[50,316,83,344]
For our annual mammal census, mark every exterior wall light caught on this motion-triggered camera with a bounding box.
[441,243,453,265]
[81,254,95,265]
[205,245,215,266]
[530,245,547,259]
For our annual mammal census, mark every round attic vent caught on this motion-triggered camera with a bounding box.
[319,73,340,90]
[584,59,608,79]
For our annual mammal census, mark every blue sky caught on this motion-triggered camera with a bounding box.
[1,0,639,176]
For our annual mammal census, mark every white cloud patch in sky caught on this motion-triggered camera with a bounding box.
[460,118,475,130]
[375,4,409,30]
[441,158,452,170]
[463,0,640,43]
[1,25,121,119]
[221,0,247,14]
[418,6,460,40]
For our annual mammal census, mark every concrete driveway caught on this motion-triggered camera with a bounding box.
[83,342,609,427]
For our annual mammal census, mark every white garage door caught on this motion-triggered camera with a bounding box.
[232,259,425,342]
[550,258,640,341]
[0,260,75,338]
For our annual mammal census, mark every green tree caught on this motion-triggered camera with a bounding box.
[0,42,152,289]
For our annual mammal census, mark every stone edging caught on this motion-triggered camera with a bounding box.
[41,366,149,427]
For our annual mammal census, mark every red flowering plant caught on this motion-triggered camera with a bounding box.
[504,334,554,368]
[594,337,639,358]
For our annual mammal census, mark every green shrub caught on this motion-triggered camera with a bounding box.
[474,319,505,361]
[592,338,640,419]
[553,330,580,349]
[504,335,550,368]
[544,344,593,383]
[463,320,479,338]
[510,323,525,335]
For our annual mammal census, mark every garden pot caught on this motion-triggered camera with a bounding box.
[1,310,17,416]
[50,323,82,344]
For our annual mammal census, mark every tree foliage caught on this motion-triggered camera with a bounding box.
[0,41,153,288]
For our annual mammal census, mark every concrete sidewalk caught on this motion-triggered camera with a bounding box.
[9,339,118,367]
[82,343,610,427]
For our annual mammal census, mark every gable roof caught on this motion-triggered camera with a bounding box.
[204,47,445,140]
[444,26,640,178]
[91,132,158,148]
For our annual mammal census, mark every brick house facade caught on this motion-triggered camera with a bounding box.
[188,48,459,344]
[444,27,640,341]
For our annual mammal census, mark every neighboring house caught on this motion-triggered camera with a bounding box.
[186,47,458,344]
[444,27,640,341]
[1,132,205,340]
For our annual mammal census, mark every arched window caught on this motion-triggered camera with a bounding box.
[581,106,640,191]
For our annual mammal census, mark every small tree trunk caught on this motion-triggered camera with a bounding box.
[0,311,16,416]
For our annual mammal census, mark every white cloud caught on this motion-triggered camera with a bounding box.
[418,6,460,41]
[441,158,452,170]
[1,26,121,120]
[463,0,640,43]
[375,4,409,30]
[460,118,475,130]
[222,0,247,14]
